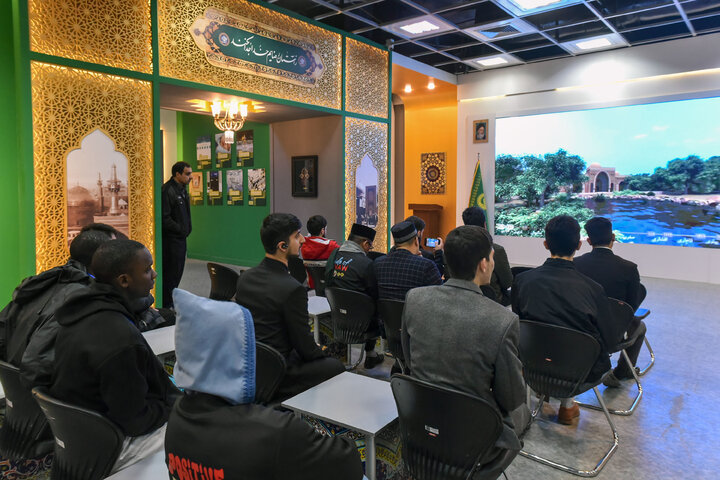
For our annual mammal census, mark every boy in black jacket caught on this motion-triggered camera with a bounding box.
[50,240,179,473]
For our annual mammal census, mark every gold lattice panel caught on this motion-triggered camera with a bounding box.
[345,39,389,119]
[158,0,342,110]
[31,61,155,273]
[29,0,153,74]
[344,117,389,252]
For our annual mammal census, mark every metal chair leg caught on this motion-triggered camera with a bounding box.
[576,350,643,416]
[520,387,619,477]
[345,344,365,371]
[637,336,655,377]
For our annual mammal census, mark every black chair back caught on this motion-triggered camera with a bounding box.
[325,287,376,344]
[0,361,52,460]
[518,320,600,399]
[32,387,124,480]
[305,266,327,297]
[287,256,307,285]
[391,375,503,480]
[254,342,286,405]
[367,251,386,261]
[638,283,648,307]
[207,263,240,301]
[376,299,405,368]
[608,297,637,350]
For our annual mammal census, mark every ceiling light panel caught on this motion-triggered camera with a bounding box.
[384,15,455,38]
[494,0,584,16]
[467,53,521,69]
[560,33,628,53]
[464,18,537,42]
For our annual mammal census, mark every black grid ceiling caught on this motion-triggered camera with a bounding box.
[263,0,720,75]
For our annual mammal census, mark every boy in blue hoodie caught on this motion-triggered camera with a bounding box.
[166,289,363,480]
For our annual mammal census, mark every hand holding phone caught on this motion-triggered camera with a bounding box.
[425,238,439,248]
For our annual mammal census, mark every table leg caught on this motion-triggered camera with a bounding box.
[365,434,376,480]
[312,315,320,344]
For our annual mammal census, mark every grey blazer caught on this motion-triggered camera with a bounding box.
[402,278,528,451]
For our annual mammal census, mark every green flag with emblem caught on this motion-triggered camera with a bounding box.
[468,159,487,228]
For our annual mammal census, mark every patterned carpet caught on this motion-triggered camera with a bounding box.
[0,406,52,480]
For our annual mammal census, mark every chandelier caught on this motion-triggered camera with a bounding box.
[211,100,248,143]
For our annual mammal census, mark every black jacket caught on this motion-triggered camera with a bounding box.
[161,178,191,239]
[0,259,90,365]
[575,248,642,310]
[325,245,378,299]
[50,283,178,437]
[236,258,325,362]
[511,258,615,384]
[165,393,363,480]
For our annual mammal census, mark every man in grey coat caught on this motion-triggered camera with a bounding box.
[402,225,529,472]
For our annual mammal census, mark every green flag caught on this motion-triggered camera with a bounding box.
[468,160,488,227]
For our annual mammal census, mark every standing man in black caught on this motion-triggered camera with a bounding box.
[236,213,344,399]
[161,161,192,308]
[575,217,647,387]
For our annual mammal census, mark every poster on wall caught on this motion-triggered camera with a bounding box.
[236,130,254,167]
[215,133,232,168]
[292,155,318,197]
[66,129,130,244]
[189,172,204,205]
[197,135,212,169]
[421,152,446,194]
[473,120,488,144]
[248,168,267,206]
[207,170,223,206]
[226,170,243,206]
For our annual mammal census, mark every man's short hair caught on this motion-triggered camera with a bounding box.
[404,215,426,232]
[585,217,613,246]
[91,239,147,285]
[80,222,127,240]
[306,215,327,236]
[260,213,302,254]
[172,161,191,176]
[69,230,113,267]
[445,226,492,281]
[545,215,581,257]
[462,206,487,228]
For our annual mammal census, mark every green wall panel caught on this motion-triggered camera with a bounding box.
[177,112,270,267]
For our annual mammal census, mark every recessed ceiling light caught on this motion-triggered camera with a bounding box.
[512,0,562,9]
[427,80,435,90]
[495,0,582,16]
[400,20,440,35]
[477,57,508,66]
[576,38,612,50]
[404,84,413,93]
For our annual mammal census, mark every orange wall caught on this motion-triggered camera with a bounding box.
[403,103,458,239]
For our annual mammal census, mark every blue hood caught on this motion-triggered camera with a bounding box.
[173,288,256,404]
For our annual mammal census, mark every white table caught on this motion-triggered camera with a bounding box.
[308,295,331,343]
[142,325,175,356]
[282,372,398,480]
[106,451,166,479]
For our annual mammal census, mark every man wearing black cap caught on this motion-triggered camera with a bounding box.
[374,221,442,301]
[325,223,384,369]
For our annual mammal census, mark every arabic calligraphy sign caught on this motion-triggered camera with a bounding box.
[190,7,325,88]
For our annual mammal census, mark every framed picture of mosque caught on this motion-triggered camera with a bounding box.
[291,155,318,197]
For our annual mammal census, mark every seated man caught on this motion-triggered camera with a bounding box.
[462,207,513,305]
[301,214,340,289]
[374,221,442,300]
[50,240,179,473]
[512,215,615,424]
[0,230,107,366]
[404,215,445,276]
[166,289,363,480]
[402,226,528,472]
[575,217,647,387]
[325,223,384,369]
[236,213,344,399]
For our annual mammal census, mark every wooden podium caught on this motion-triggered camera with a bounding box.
[407,203,443,240]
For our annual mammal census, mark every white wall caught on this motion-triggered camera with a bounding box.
[456,33,720,284]
[270,115,344,240]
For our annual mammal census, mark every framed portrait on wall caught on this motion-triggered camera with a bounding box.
[291,155,318,197]
[473,119,489,144]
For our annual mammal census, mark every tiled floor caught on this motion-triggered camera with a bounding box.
[179,259,720,479]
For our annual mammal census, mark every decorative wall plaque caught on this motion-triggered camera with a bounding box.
[190,7,325,88]
[421,152,446,194]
